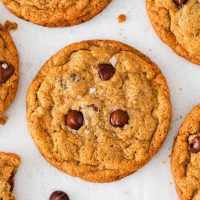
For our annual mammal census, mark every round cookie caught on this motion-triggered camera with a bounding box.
[0,25,19,116]
[26,40,171,182]
[2,0,111,27]
[146,0,200,65]
[171,105,200,200]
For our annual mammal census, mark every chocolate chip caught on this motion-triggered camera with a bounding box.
[98,63,115,81]
[110,109,129,127]
[174,0,188,6]
[70,73,77,81]
[0,61,14,83]
[49,191,69,200]
[189,136,200,153]
[66,110,84,130]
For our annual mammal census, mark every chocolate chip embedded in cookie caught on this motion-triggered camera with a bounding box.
[98,63,115,81]
[189,136,200,153]
[173,0,188,6]
[171,105,200,200]
[26,40,171,183]
[1,0,111,27]
[0,62,14,83]
[110,109,129,127]
[146,0,200,65]
[0,25,19,116]
[66,110,84,130]
[0,152,20,200]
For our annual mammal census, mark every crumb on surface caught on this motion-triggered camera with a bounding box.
[178,88,182,91]
[162,160,166,164]
[117,14,127,23]
[0,115,8,125]
[4,20,18,31]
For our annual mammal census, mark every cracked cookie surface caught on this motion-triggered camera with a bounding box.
[146,0,200,65]
[1,0,111,27]
[26,40,171,182]
[0,25,19,116]
[171,105,200,200]
[0,152,20,200]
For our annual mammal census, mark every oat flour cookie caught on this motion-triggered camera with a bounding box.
[26,40,171,182]
[171,105,200,200]
[0,25,19,116]
[2,0,111,27]
[146,0,200,65]
[0,152,20,200]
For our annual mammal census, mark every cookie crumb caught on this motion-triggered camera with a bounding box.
[117,14,127,23]
[4,20,18,31]
[162,160,166,164]
[0,116,8,125]
[124,191,129,195]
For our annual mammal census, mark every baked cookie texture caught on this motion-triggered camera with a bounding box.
[26,40,171,182]
[171,105,200,200]
[146,0,200,65]
[1,0,111,27]
[0,152,20,200]
[0,25,19,115]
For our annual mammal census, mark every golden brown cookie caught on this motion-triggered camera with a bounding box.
[146,0,200,65]
[0,24,19,116]
[171,105,200,200]
[0,152,20,200]
[1,0,111,27]
[26,40,171,182]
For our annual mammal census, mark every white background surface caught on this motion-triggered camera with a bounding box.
[0,0,200,199]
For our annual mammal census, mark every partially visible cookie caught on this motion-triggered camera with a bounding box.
[0,152,20,200]
[0,24,19,116]
[2,0,111,27]
[26,40,171,182]
[171,105,200,200]
[146,0,200,65]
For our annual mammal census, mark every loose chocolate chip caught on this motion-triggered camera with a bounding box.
[0,61,14,83]
[49,191,69,200]
[66,110,84,130]
[189,136,200,153]
[98,63,115,81]
[110,109,129,127]
[174,0,188,6]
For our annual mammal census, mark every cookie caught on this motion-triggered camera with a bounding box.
[0,25,19,116]
[26,40,171,182]
[171,105,200,200]
[146,0,200,65]
[1,0,111,27]
[0,152,20,200]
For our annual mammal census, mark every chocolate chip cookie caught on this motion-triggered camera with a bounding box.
[0,25,19,116]
[26,40,171,182]
[0,152,20,200]
[146,0,200,65]
[171,105,200,200]
[1,0,111,27]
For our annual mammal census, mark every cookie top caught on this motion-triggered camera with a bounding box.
[0,152,20,200]
[0,25,19,115]
[171,105,200,200]
[146,0,200,65]
[26,40,171,182]
[2,0,111,27]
